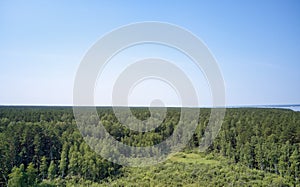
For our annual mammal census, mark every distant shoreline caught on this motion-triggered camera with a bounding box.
[226,104,300,112]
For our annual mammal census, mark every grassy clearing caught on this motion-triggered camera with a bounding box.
[168,152,220,165]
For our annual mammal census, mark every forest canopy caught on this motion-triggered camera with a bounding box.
[0,106,299,186]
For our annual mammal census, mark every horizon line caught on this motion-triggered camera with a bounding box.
[0,104,299,108]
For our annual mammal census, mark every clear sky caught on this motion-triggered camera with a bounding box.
[0,0,299,106]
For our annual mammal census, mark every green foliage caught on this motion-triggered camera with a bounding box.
[47,161,56,180]
[40,156,48,180]
[99,152,291,187]
[8,164,26,187]
[0,106,300,186]
[26,162,37,186]
[290,147,300,185]
[59,143,68,178]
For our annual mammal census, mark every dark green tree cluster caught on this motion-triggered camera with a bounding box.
[8,163,37,187]
[0,107,120,186]
[210,108,300,185]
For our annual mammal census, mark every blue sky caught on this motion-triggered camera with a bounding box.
[0,0,299,106]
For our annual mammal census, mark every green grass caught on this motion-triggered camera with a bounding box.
[168,152,220,165]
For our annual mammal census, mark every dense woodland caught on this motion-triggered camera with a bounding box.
[0,106,299,186]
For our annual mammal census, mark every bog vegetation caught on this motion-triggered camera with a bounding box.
[0,106,299,186]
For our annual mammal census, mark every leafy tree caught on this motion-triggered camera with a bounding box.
[40,156,48,180]
[290,147,300,185]
[8,164,26,187]
[26,162,37,186]
[279,141,292,176]
[255,138,266,171]
[59,143,68,178]
[68,144,81,176]
[48,160,56,180]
